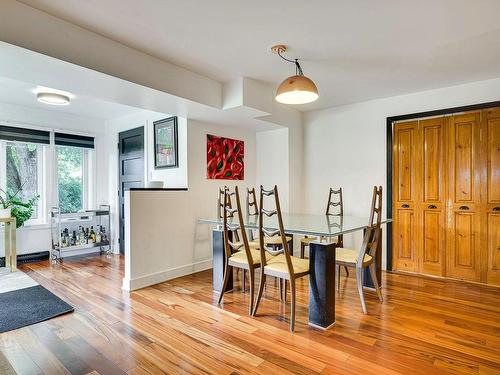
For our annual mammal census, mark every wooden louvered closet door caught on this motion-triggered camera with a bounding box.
[393,120,419,272]
[483,108,500,286]
[393,118,446,277]
[419,118,446,277]
[393,107,500,286]
[446,112,482,282]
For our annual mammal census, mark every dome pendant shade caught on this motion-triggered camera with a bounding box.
[275,74,319,105]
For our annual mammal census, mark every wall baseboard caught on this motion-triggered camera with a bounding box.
[0,251,50,267]
[122,259,213,291]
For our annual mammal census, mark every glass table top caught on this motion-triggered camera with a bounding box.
[199,213,391,237]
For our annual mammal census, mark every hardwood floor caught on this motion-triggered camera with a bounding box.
[1,255,499,374]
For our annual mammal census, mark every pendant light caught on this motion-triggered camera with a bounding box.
[272,45,318,105]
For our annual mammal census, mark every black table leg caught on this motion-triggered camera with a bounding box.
[363,228,382,289]
[308,241,336,329]
[213,229,233,293]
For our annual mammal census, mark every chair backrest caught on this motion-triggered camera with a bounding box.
[358,186,383,264]
[217,186,229,219]
[368,185,383,228]
[246,187,258,216]
[258,185,294,274]
[326,187,344,246]
[219,186,240,240]
[223,186,253,266]
[326,187,343,216]
[246,187,259,240]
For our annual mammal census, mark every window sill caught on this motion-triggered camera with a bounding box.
[14,223,51,231]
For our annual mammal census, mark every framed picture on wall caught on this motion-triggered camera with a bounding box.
[206,134,244,180]
[154,116,178,169]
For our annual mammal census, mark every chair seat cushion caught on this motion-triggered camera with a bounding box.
[229,249,270,267]
[233,240,259,250]
[300,236,317,244]
[264,254,309,277]
[336,248,373,265]
[248,240,260,249]
[320,236,340,245]
[265,236,292,245]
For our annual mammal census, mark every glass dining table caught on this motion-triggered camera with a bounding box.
[199,213,391,330]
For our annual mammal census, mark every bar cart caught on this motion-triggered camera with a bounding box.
[50,205,111,262]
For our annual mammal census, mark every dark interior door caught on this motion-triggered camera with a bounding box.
[119,126,145,255]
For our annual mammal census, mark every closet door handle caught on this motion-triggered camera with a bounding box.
[493,207,500,212]
[401,204,410,208]
[459,206,469,211]
[427,205,437,209]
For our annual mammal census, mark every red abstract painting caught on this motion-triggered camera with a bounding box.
[206,134,244,180]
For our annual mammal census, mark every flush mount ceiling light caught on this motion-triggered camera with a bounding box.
[36,92,71,105]
[272,44,319,105]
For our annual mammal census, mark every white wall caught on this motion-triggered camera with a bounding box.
[123,119,256,290]
[256,128,290,211]
[303,78,500,268]
[0,101,107,256]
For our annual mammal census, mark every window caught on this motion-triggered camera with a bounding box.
[56,146,93,213]
[57,146,83,213]
[0,141,46,224]
[1,124,95,224]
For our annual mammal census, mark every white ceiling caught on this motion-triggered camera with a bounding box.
[17,0,500,111]
[0,76,141,120]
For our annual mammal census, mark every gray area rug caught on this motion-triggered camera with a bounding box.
[0,272,74,333]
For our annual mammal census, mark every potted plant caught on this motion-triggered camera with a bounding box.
[0,186,39,227]
[0,187,17,219]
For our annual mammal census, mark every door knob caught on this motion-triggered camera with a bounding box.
[493,207,500,212]
[428,205,437,209]
[401,204,410,208]
[459,206,469,210]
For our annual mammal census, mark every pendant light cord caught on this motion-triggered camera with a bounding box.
[277,50,304,76]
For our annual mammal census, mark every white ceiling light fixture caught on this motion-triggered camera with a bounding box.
[37,92,70,105]
[34,86,73,106]
[272,44,319,105]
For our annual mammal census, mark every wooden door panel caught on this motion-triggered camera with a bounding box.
[486,117,500,204]
[484,109,500,285]
[447,113,481,282]
[449,210,481,281]
[422,119,444,202]
[454,212,475,268]
[454,122,475,203]
[395,208,416,271]
[393,121,419,272]
[397,127,416,201]
[421,209,445,276]
[419,118,446,276]
[487,213,500,285]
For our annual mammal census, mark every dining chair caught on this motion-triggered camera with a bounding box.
[252,185,310,332]
[300,188,346,264]
[217,186,229,219]
[245,188,260,247]
[217,186,267,315]
[335,186,383,314]
[247,187,292,251]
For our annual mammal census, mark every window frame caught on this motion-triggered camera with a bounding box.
[0,121,96,226]
[55,144,95,213]
[0,139,47,226]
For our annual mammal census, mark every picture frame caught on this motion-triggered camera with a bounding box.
[206,134,244,180]
[154,116,178,169]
